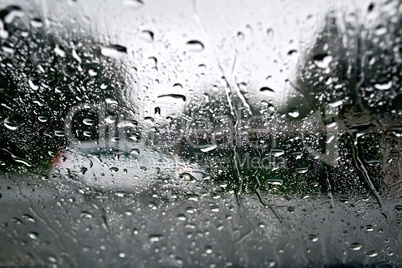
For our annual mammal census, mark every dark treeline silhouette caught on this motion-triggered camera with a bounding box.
[0,5,129,172]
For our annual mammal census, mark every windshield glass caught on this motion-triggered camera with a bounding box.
[0,0,401,266]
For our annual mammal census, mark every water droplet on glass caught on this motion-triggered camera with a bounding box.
[38,115,48,122]
[365,250,378,257]
[349,242,362,251]
[308,234,319,242]
[4,117,18,130]
[3,6,24,23]
[28,232,39,240]
[210,205,219,212]
[123,0,144,9]
[366,225,374,232]
[157,94,186,102]
[374,26,387,36]
[117,120,138,128]
[81,211,93,218]
[288,108,299,118]
[109,167,119,172]
[186,40,204,52]
[205,246,213,254]
[266,28,274,39]
[141,30,154,42]
[54,45,65,57]
[48,256,57,263]
[83,118,94,126]
[200,144,217,152]
[296,167,309,174]
[313,54,332,69]
[101,45,127,59]
[149,234,163,243]
[30,18,43,28]
[374,81,392,90]
[266,178,283,186]
[177,214,186,221]
[271,148,285,157]
[260,86,275,97]
[22,214,36,223]
[328,100,343,108]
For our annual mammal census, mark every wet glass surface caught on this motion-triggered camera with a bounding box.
[0,0,401,266]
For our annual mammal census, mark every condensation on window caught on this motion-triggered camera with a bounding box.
[0,0,401,266]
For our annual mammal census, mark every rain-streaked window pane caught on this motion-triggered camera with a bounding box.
[0,0,400,266]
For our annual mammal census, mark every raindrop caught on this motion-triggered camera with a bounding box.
[210,205,219,212]
[54,130,65,137]
[271,148,285,157]
[368,2,375,12]
[28,232,39,240]
[374,26,387,36]
[119,252,126,258]
[185,207,196,214]
[328,100,343,108]
[130,148,140,156]
[365,159,380,166]
[177,214,186,221]
[22,214,36,223]
[365,250,378,257]
[149,234,163,243]
[148,56,158,69]
[186,40,204,52]
[349,242,362,251]
[266,28,274,39]
[287,206,295,212]
[339,196,349,203]
[288,108,299,118]
[141,30,154,42]
[307,234,319,242]
[54,45,65,57]
[38,115,48,122]
[48,256,57,263]
[266,178,283,186]
[2,45,14,54]
[109,167,119,172]
[101,45,127,59]
[374,81,392,90]
[88,69,97,76]
[173,83,183,90]
[3,5,24,23]
[81,211,93,218]
[200,144,217,152]
[123,0,144,9]
[4,117,18,130]
[366,225,374,232]
[313,53,332,69]
[259,86,275,96]
[30,18,43,28]
[83,118,95,126]
[117,120,138,128]
[292,152,303,159]
[28,79,39,90]
[295,167,309,174]
[157,94,186,101]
